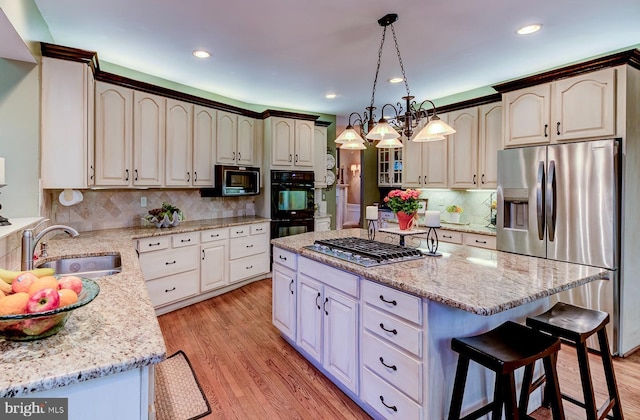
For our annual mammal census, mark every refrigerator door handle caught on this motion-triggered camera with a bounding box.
[536,161,545,240]
[546,160,557,242]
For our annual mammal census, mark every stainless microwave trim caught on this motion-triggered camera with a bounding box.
[199,165,260,197]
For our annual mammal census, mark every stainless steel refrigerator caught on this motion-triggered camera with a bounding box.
[496,138,620,353]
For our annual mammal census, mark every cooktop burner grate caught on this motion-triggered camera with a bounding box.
[304,237,424,267]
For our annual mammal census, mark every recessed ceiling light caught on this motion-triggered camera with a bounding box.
[388,77,404,84]
[516,24,543,35]
[192,50,211,58]
[325,93,337,99]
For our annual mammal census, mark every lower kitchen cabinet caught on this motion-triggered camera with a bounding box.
[438,229,496,250]
[272,250,297,342]
[200,228,229,292]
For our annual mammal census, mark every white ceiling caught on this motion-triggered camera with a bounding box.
[34,0,640,119]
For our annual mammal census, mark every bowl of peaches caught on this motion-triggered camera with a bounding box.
[0,268,99,341]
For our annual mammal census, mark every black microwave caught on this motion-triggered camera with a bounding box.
[200,165,260,197]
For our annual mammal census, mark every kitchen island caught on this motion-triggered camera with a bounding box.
[0,216,268,419]
[271,228,610,419]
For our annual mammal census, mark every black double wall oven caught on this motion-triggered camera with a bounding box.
[271,170,314,239]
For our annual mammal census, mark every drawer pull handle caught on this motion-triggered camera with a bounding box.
[149,242,161,247]
[236,230,244,234]
[379,295,397,306]
[316,292,321,309]
[202,249,205,260]
[181,238,191,243]
[443,235,452,239]
[211,234,219,238]
[289,279,294,295]
[379,396,397,412]
[246,265,253,270]
[165,287,176,293]
[279,255,287,261]
[379,323,398,335]
[246,244,254,248]
[256,228,263,231]
[165,261,176,265]
[475,239,487,244]
[323,297,329,315]
[379,357,397,371]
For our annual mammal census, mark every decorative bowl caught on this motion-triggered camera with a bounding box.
[144,211,181,228]
[0,278,100,341]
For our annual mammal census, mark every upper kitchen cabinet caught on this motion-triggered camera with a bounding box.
[192,105,216,186]
[95,81,133,186]
[402,114,449,189]
[313,124,328,188]
[378,146,403,187]
[165,99,193,186]
[477,102,502,188]
[503,68,615,147]
[448,107,479,188]
[133,91,165,186]
[41,56,95,189]
[216,111,257,166]
[265,116,316,169]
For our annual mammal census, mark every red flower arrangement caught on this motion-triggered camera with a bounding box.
[383,189,421,214]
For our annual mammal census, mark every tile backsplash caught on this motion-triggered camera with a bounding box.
[47,189,256,232]
[418,189,496,226]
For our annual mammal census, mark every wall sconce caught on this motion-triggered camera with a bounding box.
[350,164,361,176]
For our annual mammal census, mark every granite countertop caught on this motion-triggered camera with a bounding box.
[271,228,610,316]
[0,216,269,397]
[384,220,496,236]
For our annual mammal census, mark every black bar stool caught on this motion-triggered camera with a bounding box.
[524,302,624,420]
[448,320,565,420]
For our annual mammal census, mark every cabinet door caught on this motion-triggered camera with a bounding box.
[552,68,615,141]
[503,84,551,147]
[236,116,256,165]
[296,273,323,362]
[272,263,296,341]
[478,103,502,188]
[313,126,328,187]
[449,107,479,189]
[271,117,295,166]
[133,91,165,186]
[95,82,132,186]
[201,242,227,292]
[165,99,193,186]
[323,287,359,393]
[402,136,424,188]
[192,105,216,186]
[423,139,448,188]
[294,120,314,167]
[216,111,238,165]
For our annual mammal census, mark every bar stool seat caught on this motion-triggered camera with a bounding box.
[525,302,624,420]
[448,320,565,420]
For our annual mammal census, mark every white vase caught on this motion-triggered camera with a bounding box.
[449,212,461,223]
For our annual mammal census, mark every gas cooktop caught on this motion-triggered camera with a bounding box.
[304,237,424,267]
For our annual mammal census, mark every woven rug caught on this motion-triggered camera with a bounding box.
[155,350,211,420]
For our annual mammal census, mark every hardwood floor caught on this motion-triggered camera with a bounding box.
[157,279,640,419]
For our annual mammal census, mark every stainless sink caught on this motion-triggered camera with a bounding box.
[37,254,122,279]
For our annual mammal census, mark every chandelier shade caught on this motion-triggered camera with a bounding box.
[340,140,367,150]
[335,125,365,144]
[365,119,401,141]
[413,115,456,142]
[375,137,404,148]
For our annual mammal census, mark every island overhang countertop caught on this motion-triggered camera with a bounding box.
[271,228,610,316]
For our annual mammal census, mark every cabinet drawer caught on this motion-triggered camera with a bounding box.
[230,253,269,283]
[137,236,170,253]
[439,230,463,244]
[230,235,269,260]
[362,368,422,420]
[146,270,198,307]
[362,280,422,325]
[273,247,297,270]
[363,305,422,357]
[138,246,199,280]
[229,225,250,238]
[362,332,422,402]
[464,233,496,250]
[299,257,358,298]
[250,223,269,235]
[200,228,228,243]
[172,231,199,248]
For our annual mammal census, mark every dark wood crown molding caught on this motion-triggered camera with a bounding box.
[315,120,332,127]
[261,109,319,121]
[40,42,99,73]
[493,49,640,93]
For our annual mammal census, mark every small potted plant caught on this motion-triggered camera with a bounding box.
[384,189,421,230]
[446,205,463,223]
[144,202,185,228]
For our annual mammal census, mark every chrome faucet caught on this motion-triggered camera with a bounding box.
[21,219,79,270]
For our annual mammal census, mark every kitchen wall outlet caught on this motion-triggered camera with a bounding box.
[322,193,326,200]
[141,197,147,207]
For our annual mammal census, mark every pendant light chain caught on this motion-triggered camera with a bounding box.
[390,23,410,96]
[370,25,387,110]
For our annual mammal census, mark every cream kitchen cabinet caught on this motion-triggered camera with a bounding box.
[296,257,359,394]
[133,91,165,186]
[438,229,496,250]
[378,146,403,187]
[314,125,328,187]
[229,222,270,283]
[192,105,216,186]
[165,99,193,186]
[216,111,257,166]
[503,68,615,147]
[448,103,502,189]
[267,117,314,169]
[272,247,298,342]
[41,56,95,189]
[402,114,448,189]
[314,215,331,232]
[200,228,229,292]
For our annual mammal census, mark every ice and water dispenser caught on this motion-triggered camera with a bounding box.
[502,188,530,230]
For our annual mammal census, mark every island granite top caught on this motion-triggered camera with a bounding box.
[0,216,269,397]
[271,228,610,316]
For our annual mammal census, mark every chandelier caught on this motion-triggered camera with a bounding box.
[336,13,456,150]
